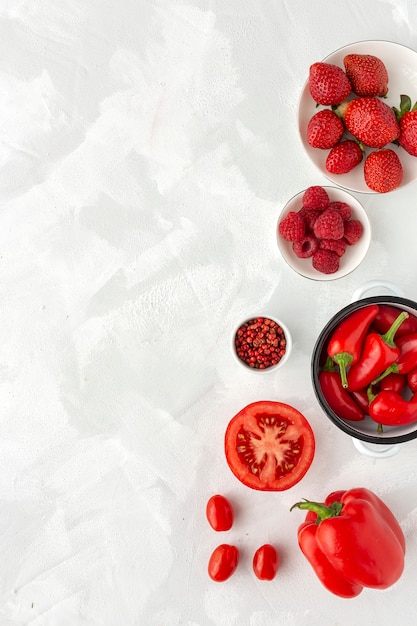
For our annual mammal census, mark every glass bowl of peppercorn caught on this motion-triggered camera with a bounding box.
[232,314,292,372]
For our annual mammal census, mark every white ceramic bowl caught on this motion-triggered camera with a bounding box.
[276,186,371,281]
[231,314,292,373]
[298,40,417,193]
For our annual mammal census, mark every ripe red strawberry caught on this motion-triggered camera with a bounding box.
[343,54,389,97]
[363,149,403,193]
[307,109,344,149]
[394,95,417,157]
[278,211,305,241]
[343,219,363,245]
[312,249,340,274]
[292,234,319,258]
[328,201,352,221]
[309,62,352,106]
[302,186,329,210]
[326,140,364,174]
[313,209,344,240]
[319,238,347,257]
[337,97,400,148]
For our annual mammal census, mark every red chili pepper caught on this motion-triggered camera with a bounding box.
[373,304,417,338]
[327,304,379,388]
[379,372,406,394]
[346,311,408,392]
[369,389,417,426]
[291,488,405,598]
[350,388,370,414]
[407,366,417,393]
[319,358,364,421]
[371,332,417,385]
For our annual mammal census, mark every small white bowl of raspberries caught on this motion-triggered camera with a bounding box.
[277,185,371,280]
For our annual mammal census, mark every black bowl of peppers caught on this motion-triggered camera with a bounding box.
[311,285,417,450]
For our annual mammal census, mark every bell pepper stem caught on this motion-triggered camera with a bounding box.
[332,352,352,388]
[290,499,343,521]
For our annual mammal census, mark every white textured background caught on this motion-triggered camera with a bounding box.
[1,1,417,624]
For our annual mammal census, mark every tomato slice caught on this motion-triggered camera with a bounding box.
[224,401,315,491]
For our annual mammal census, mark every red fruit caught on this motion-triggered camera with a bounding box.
[292,234,319,258]
[298,207,321,231]
[394,96,417,157]
[206,495,234,531]
[326,140,364,174]
[364,149,403,193]
[343,219,363,245]
[313,209,344,240]
[208,544,239,582]
[328,201,352,221]
[307,109,344,149]
[309,62,352,106]
[338,97,400,148]
[302,186,329,210]
[253,544,279,581]
[278,211,305,242]
[319,238,347,257]
[234,317,287,370]
[343,53,389,97]
[312,249,340,274]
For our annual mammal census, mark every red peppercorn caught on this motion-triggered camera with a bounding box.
[234,317,287,370]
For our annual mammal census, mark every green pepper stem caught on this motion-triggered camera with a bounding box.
[290,499,343,521]
[332,352,353,388]
[381,311,409,347]
[371,362,399,385]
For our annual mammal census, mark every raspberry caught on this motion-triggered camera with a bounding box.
[292,234,319,258]
[302,186,330,210]
[319,238,347,257]
[312,249,340,274]
[344,219,363,245]
[278,211,305,242]
[313,209,344,240]
[298,207,321,231]
[328,201,352,221]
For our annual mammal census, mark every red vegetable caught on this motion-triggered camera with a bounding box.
[347,311,408,392]
[369,390,417,426]
[373,332,417,384]
[291,488,406,598]
[379,372,406,394]
[206,495,234,531]
[319,357,364,421]
[252,544,279,581]
[224,401,315,491]
[373,304,417,338]
[407,367,417,393]
[327,304,379,388]
[208,544,239,582]
[350,388,370,414]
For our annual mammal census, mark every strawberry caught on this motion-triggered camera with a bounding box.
[309,62,352,106]
[326,140,364,174]
[302,186,329,210]
[343,54,389,97]
[278,211,305,241]
[312,249,340,274]
[363,149,403,193]
[307,109,344,149]
[337,97,400,148]
[313,209,344,240]
[393,95,417,157]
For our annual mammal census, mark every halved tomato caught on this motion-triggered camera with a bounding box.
[224,400,315,491]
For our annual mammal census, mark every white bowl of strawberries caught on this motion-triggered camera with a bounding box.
[277,185,371,280]
[298,40,417,193]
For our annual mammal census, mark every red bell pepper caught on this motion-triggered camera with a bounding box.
[327,304,379,388]
[291,488,405,598]
[407,366,417,393]
[346,311,408,392]
[319,358,364,421]
[373,304,417,338]
[369,389,417,426]
[372,332,417,385]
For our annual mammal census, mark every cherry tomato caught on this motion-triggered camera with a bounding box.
[224,401,315,491]
[206,495,234,531]
[253,544,279,580]
[208,544,239,582]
